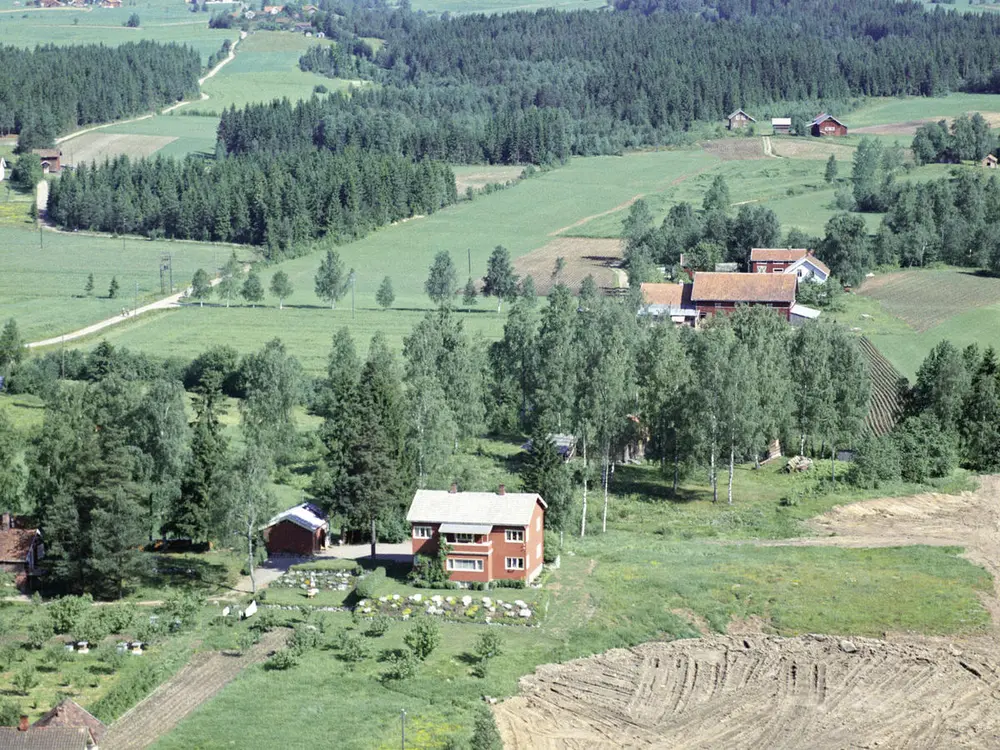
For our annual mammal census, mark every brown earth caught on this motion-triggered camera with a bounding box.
[454,166,523,195]
[768,138,857,160]
[853,112,1000,136]
[62,133,177,168]
[701,139,765,161]
[513,238,623,296]
[859,269,1000,332]
[496,478,1000,749]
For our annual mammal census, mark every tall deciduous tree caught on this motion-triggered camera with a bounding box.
[241,269,265,307]
[226,442,274,594]
[817,213,870,287]
[406,374,456,487]
[238,339,302,463]
[825,325,870,481]
[132,379,189,539]
[425,251,458,308]
[314,249,349,309]
[482,245,519,313]
[790,322,833,456]
[486,300,538,433]
[190,268,212,307]
[703,175,730,213]
[217,252,244,308]
[0,411,25,513]
[269,270,294,309]
[0,319,25,376]
[638,323,692,493]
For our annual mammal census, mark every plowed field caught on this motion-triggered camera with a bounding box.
[513,238,623,295]
[859,336,906,436]
[63,133,177,167]
[496,634,1000,749]
[859,269,1000,332]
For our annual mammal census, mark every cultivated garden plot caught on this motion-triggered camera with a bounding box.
[858,336,907,436]
[495,634,1000,749]
[859,269,1000,332]
[512,238,623,296]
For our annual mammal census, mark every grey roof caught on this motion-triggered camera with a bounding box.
[265,503,328,533]
[727,108,756,121]
[407,490,546,527]
[439,523,493,535]
[32,700,105,744]
[0,727,90,750]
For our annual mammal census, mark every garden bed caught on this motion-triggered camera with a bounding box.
[357,593,541,626]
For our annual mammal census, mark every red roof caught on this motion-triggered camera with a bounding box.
[691,272,796,303]
[33,700,107,745]
[750,248,809,263]
[0,528,40,564]
[639,283,693,307]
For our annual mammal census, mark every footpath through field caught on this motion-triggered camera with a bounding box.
[102,629,286,750]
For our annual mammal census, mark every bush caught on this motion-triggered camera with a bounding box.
[41,644,70,670]
[491,578,525,589]
[404,619,440,661]
[354,567,386,599]
[26,618,53,650]
[339,633,368,666]
[49,595,93,635]
[124,12,140,26]
[288,624,321,654]
[474,630,504,662]
[265,649,298,670]
[99,649,127,674]
[892,415,958,482]
[10,153,42,192]
[98,603,139,636]
[0,699,21,728]
[380,648,417,681]
[365,614,391,638]
[237,630,258,655]
[849,435,901,488]
[543,531,561,564]
[12,666,38,696]
[470,706,503,750]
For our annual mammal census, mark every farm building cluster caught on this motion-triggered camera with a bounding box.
[640,248,829,326]
[727,109,848,136]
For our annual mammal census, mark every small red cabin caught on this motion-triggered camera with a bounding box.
[811,114,847,137]
[32,149,62,174]
[407,485,546,584]
[263,503,328,557]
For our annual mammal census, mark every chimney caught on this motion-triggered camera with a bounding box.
[18,715,29,732]
[449,483,458,494]
[497,484,506,496]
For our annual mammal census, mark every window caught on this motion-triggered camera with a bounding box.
[505,557,525,570]
[505,529,524,543]
[413,526,432,539]
[536,543,542,560]
[447,533,476,544]
[757,265,767,273]
[536,516,542,532]
[447,558,484,572]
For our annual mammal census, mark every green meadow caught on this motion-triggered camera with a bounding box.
[846,93,1000,128]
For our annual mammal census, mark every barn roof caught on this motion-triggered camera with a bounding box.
[771,117,792,126]
[639,282,693,307]
[0,528,40,564]
[811,113,846,128]
[750,248,810,263]
[0,727,90,750]
[266,503,328,533]
[32,150,61,159]
[33,700,106,745]
[691,272,796,303]
[407,489,546,528]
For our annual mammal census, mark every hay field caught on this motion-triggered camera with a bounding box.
[859,269,1000,332]
[513,238,623,295]
[63,132,177,167]
[452,165,524,194]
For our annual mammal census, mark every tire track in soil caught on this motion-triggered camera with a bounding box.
[103,629,285,750]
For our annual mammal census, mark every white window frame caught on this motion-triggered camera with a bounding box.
[505,557,525,571]
[757,265,767,273]
[448,532,477,544]
[536,516,542,532]
[505,529,524,543]
[536,543,542,559]
[447,558,484,572]
[413,526,433,539]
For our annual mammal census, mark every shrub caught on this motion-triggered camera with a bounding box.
[469,706,503,750]
[249,608,278,633]
[42,644,70,670]
[237,630,258,655]
[265,649,298,670]
[0,699,21,728]
[365,614,391,638]
[491,578,525,589]
[12,666,39,695]
[49,595,93,634]
[98,603,139,636]
[380,648,417,681]
[473,630,505,662]
[355,567,386,599]
[849,435,901,488]
[404,619,440,661]
[26,618,53,650]
[340,634,368,666]
[543,531,561,564]
[99,649,127,674]
[288,624,320,654]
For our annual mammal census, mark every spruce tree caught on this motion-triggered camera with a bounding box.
[825,154,838,183]
[522,430,572,534]
[84,272,94,296]
[462,277,477,311]
[108,276,120,300]
[0,411,25,513]
[376,276,395,310]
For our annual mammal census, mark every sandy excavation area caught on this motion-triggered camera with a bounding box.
[496,476,1000,749]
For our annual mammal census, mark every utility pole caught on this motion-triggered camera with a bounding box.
[400,710,406,750]
[467,247,472,278]
[350,271,356,320]
[39,226,42,249]
[134,280,138,314]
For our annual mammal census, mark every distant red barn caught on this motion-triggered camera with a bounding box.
[0,513,44,592]
[32,148,62,173]
[811,113,848,137]
[263,503,328,557]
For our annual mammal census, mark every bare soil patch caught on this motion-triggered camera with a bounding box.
[495,633,1000,749]
[453,166,523,195]
[768,138,856,160]
[63,133,177,167]
[514,238,622,296]
[859,269,1000,332]
[701,138,765,161]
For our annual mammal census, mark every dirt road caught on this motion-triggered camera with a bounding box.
[103,629,285,750]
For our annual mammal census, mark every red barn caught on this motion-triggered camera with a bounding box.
[0,513,44,592]
[406,485,546,584]
[263,503,328,557]
[32,149,62,174]
[690,272,797,320]
[811,114,848,137]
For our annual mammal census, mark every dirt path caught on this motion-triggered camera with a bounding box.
[35,179,48,213]
[56,31,243,146]
[549,195,643,237]
[103,629,285,750]
[762,136,779,158]
[496,634,1000,749]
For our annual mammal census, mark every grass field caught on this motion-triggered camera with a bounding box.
[0,0,237,64]
[846,93,1000,130]
[97,114,221,160]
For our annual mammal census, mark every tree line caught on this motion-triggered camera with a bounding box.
[46,149,456,257]
[215,0,1000,164]
[0,42,200,149]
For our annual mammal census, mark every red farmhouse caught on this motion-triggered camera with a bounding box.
[263,503,328,557]
[690,272,797,320]
[407,485,546,584]
[811,113,848,137]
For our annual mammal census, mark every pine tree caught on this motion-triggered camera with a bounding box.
[241,270,265,307]
[84,272,94,296]
[825,154,838,183]
[376,276,395,310]
[108,276,120,300]
[269,270,294,309]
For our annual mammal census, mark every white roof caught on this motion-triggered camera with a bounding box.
[772,118,792,126]
[407,489,546,527]
[790,303,822,320]
[266,503,328,532]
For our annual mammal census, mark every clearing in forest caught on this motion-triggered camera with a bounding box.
[513,237,622,295]
[452,165,524,195]
[859,269,1000,331]
[62,133,177,167]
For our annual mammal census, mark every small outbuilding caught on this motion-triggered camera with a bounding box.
[263,503,328,557]
[32,699,107,748]
[771,117,792,135]
[32,149,62,174]
[982,154,998,168]
[726,109,756,130]
[0,513,44,592]
[811,113,848,137]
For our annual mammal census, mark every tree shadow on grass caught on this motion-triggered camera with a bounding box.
[134,553,234,595]
[612,464,708,504]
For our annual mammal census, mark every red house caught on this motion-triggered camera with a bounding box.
[811,113,848,137]
[32,149,62,173]
[0,513,44,592]
[263,503,328,557]
[406,485,546,584]
[32,699,107,747]
[690,272,797,320]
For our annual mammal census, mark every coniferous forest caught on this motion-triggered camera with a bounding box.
[0,43,201,149]
[215,0,1000,164]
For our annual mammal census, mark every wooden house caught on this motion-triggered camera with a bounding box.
[690,272,797,320]
[0,513,44,592]
[407,485,546,584]
[263,503,328,557]
[32,699,107,748]
[750,248,830,283]
[771,117,792,135]
[811,113,848,137]
[32,149,62,174]
[982,154,998,168]
[726,109,756,130]
[639,282,698,326]
[0,720,92,749]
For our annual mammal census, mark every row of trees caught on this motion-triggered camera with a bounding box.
[208,0,1000,164]
[912,113,996,165]
[46,150,456,257]
[1,42,200,149]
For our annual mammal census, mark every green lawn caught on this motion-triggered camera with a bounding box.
[98,114,223,160]
[846,93,1000,128]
